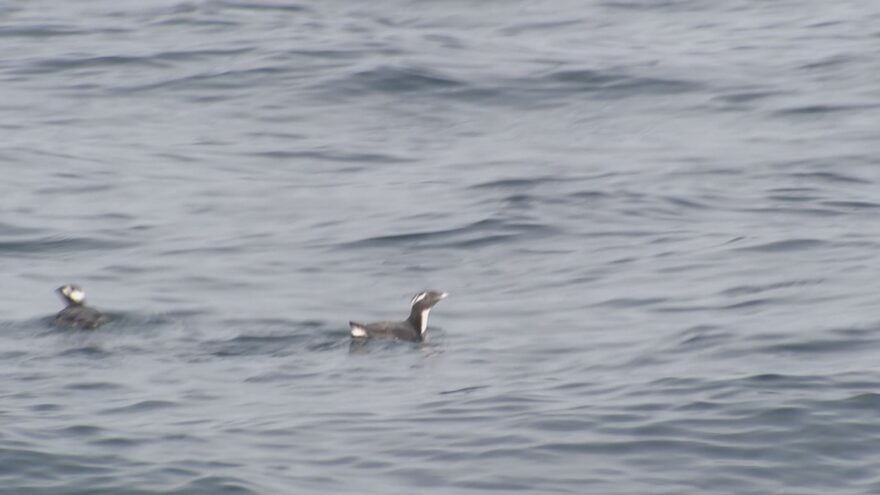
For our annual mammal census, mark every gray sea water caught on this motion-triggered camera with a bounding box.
[2,1,880,493]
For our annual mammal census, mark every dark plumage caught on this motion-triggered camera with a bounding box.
[54,284,105,329]
[349,290,447,342]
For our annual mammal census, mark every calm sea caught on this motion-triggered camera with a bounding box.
[1,1,879,494]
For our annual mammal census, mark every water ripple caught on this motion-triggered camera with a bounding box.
[341,218,556,250]
[2,1,879,494]
[0,236,131,255]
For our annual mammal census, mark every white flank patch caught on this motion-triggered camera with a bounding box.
[419,308,431,335]
[351,326,367,337]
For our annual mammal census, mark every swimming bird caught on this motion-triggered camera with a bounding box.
[350,290,448,342]
[54,284,105,329]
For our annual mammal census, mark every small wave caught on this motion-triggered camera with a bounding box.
[439,385,489,395]
[115,66,287,94]
[205,333,309,357]
[766,190,821,203]
[36,183,116,194]
[836,392,880,410]
[16,55,167,75]
[672,325,731,351]
[733,238,827,252]
[741,373,829,387]
[325,65,464,95]
[799,54,860,70]
[788,171,871,184]
[58,425,104,437]
[340,218,556,250]
[99,400,178,415]
[651,296,783,313]
[596,297,668,308]
[773,103,879,117]
[64,382,128,392]
[175,474,259,495]
[283,48,365,60]
[213,0,311,13]
[0,222,42,236]
[469,176,566,190]
[759,335,878,355]
[541,68,703,96]
[58,346,113,358]
[201,320,338,357]
[600,0,707,10]
[0,235,132,256]
[498,19,585,36]
[241,149,409,164]
[0,446,115,479]
[719,279,823,296]
[0,24,100,38]
[712,90,786,105]
[821,200,880,210]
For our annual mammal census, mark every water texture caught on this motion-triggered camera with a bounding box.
[1,1,880,494]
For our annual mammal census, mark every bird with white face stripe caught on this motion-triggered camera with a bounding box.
[349,290,448,342]
[54,284,105,329]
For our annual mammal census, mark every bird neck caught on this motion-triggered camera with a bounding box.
[408,306,431,335]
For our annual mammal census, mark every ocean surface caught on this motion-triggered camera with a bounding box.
[1,1,879,493]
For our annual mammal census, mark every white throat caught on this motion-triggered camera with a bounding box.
[419,308,431,335]
[65,288,85,304]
